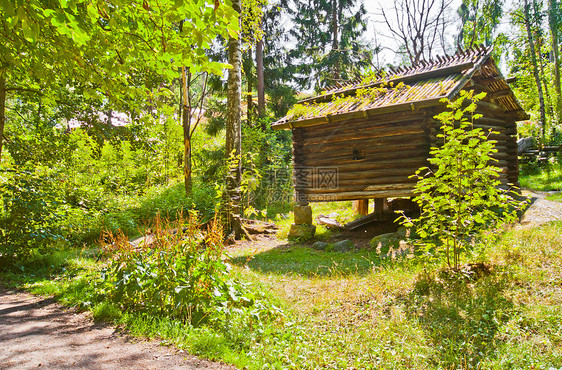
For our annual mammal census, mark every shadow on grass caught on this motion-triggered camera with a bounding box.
[230,242,393,277]
[404,267,514,367]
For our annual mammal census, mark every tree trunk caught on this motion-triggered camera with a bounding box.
[225,0,243,239]
[534,2,554,126]
[256,38,265,120]
[178,21,193,195]
[181,67,193,196]
[0,74,5,163]
[524,0,547,142]
[246,47,253,126]
[331,0,340,82]
[549,0,562,124]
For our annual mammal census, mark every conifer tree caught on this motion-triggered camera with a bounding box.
[287,0,371,91]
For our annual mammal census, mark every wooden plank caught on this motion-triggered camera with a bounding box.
[307,189,414,202]
[345,212,377,230]
[446,52,492,100]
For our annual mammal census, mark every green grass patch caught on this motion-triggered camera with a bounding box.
[275,201,362,239]
[547,193,562,202]
[231,244,385,277]
[3,222,562,369]
[520,161,562,191]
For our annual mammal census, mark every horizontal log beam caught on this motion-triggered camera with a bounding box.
[298,133,429,155]
[306,189,415,202]
[301,149,429,167]
[273,97,444,130]
[301,125,425,145]
[302,183,415,195]
[300,116,424,138]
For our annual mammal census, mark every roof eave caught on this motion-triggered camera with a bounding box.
[271,96,446,130]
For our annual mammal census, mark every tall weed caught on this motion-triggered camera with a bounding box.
[96,212,282,329]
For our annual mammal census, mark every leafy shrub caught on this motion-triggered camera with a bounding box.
[96,213,280,327]
[401,91,526,269]
[0,164,65,265]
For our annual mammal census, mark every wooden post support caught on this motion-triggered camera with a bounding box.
[353,199,369,216]
[374,197,386,220]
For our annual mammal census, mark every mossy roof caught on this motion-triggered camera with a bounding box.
[272,46,528,130]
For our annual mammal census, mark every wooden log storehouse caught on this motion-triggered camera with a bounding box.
[272,46,528,226]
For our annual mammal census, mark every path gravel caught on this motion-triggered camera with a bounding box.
[0,287,235,369]
[519,190,562,227]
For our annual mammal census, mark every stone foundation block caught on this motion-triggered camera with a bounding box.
[288,224,316,240]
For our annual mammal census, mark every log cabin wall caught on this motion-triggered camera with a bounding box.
[292,110,432,203]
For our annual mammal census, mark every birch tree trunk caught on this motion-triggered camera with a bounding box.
[181,67,193,196]
[331,0,340,82]
[524,0,547,142]
[225,0,243,238]
[246,47,253,126]
[534,2,554,126]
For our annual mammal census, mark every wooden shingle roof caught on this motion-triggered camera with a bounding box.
[272,46,528,130]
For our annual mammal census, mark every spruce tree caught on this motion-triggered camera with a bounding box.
[287,0,371,91]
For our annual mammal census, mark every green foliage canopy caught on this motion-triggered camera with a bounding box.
[0,0,240,106]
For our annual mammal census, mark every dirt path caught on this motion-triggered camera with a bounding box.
[0,287,234,369]
[519,190,562,227]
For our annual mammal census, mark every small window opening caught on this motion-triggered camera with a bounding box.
[352,149,365,160]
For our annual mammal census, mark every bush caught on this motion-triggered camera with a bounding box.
[401,91,526,269]
[95,213,279,327]
[0,164,65,265]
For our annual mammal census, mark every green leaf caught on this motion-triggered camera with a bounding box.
[227,26,239,39]
[21,18,38,42]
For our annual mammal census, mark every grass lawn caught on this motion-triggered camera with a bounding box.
[228,221,562,368]
[520,161,562,192]
[3,219,562,369]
